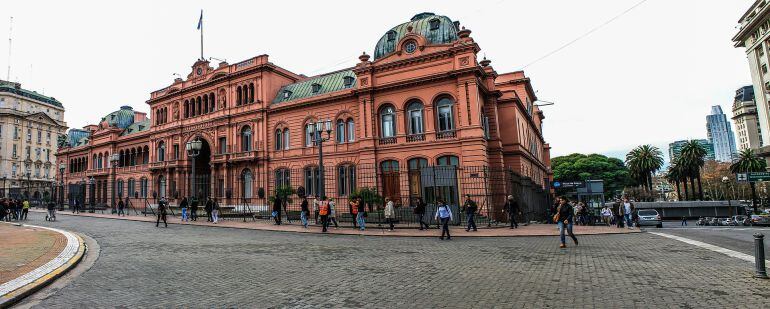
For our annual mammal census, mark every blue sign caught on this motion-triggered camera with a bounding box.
[553,181,561,188]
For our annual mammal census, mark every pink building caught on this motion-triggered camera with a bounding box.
[56,13,552,223]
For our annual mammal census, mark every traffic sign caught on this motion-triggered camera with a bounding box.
[737,173,748,183]
[747,172,770,182]
[555,181,585,188]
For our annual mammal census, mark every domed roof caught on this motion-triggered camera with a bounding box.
[66,129,90,148]
[101,105,136,129]
[373,13,459,60]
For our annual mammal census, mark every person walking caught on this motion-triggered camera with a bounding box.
[435,199,453,240]
[156,198,168,228]
[681,216,687,226]
[205,197,213,222]
[414,197,429,230]
[554,197,578,248]
[0,199,6,222]
[462,195,478,232]
[300,197,310,228]
[313,197,320,225]
[272,195,283,225]
[46,200,56,221]
[318,196,331,232]
[73,198,80,214]
[503,195,520,229]
[623,198,634,229]
[328,198,339,229]
[117,199,126,217]
[190,197,199,221]
[179,197,188,222]
[384,197,395,231]
[211,198,220,224]
[21,199,30,220]
[601,205,613,226]
[349,198,359,229]
[615,200,625,228]
[356,197,366,231]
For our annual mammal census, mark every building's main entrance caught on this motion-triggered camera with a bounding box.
[190,138,211,199]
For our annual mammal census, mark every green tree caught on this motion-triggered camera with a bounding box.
[679,140,707,200]
[665,162,683,201]
[625,145,665,193]
[730,148,767,214]
[551,153,631,198]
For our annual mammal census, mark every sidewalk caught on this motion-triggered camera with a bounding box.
[32,209,641,237]
[0,222,85,307]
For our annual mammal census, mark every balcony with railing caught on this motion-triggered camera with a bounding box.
[435,130,456,140]
[406,134,425,142]
[378,137,397,145]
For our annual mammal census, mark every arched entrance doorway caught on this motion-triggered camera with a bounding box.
[190,138,212,199]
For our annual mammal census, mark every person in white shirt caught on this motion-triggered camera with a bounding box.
[623,198,634,229]
[601,205,613,226]
[434,199,453,240]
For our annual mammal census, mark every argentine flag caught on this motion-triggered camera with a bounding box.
[197,10,203,30]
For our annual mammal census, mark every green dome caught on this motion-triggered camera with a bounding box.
[101,106,136,129]
[373,13,459,60]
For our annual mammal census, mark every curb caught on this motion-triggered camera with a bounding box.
[30,209,640,238]
[0,223,86,308]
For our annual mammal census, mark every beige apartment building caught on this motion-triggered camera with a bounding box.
[732,85,763,150]
[0,79,67,199]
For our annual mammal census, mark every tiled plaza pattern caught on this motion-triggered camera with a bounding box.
[0,224,65,285]
[24,212,770,308]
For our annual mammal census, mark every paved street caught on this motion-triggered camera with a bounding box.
[656,220,770,258]
[14,212,770,308]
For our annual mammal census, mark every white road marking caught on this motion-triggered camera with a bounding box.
[649,232,770,265]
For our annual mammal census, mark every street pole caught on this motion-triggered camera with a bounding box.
[186,138,202,201]
[311,120,331,198]
[111,154,119,213]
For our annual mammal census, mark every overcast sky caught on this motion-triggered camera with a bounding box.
[0,0,755,161]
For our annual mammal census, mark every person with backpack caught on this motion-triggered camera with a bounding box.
[46,200,56,221]
[117,198,126,217]
[503,195,520,229]
[179,197,188,222]
[356,197,366,231]
[435,199,453,240]
[72,198,80,214]
[272,195,282,225]
[300,197,310,228]
[554,197,578,248]
[156,198,168,228]
[318,196,331,232]
[205,197,213,222]
[414,197,429,230]
[462,195,478,232]
[211,198,220,224]
[384,197,395,231]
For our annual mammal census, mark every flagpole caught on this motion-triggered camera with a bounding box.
[200,10,203,60]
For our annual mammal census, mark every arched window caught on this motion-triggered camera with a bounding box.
[406,100,424,135]
[436,97,455,132]
[157,141,165,162]
[203,95,209,114]
[242,169,253,199]
[241,126,252,152]
[158,175,166,198]
[275,129,283,150]
[274,168,291,188]
[196,96,202,116]
[236,86,243,106]
[337,164,356,196]
[336,120,345,143]
[117,179,124,198]
[92,154,97,169]
[140,177,148,198]
[127,178,135,198]
[408,158,429,170]
[380,160,400,202]
[304,166,320,197]
[283,128,290,150]
[249,83,255,103]
[436,155,459,166]
[305,123,314,147]
[209,93,215,112]
[142,146,149,164]
[184,100,189,118]
[380,105,396,138]
[346,118,355,142]
[190,98,196,116]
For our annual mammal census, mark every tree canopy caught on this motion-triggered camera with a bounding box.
[552,153,631,197]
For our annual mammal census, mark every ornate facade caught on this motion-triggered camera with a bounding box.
[56,13,552,218]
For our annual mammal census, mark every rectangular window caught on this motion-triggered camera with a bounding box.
[12,145,17,158]
[173,144,179,160]
[305,125,314,147]
[14,126,18,139]
[763,64,768,74]
[219,137,227,154]
[37,130,41,143]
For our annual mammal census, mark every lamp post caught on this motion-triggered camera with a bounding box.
[25,165,31,200]
[186,138,202,200]
[1,174,6,198]
[722,176,733,217]
[110,153,120,213]
[88,176,95,212]
[308,119,332,198]
[58,163,66,210]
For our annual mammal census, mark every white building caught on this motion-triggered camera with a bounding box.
[732,85,763,151]
[0,79,67,199]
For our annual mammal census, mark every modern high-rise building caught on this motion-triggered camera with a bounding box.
[668,139,715,163]
[706,106,738,162]
[0,80,68,199]
[732,85,763,151]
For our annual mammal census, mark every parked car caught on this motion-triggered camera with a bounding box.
[749,215,770,226]
[720,218,735,226]
[696,217,707,226]
[637,209,663,228]
[708,217,720,226]
[732,215,747,226]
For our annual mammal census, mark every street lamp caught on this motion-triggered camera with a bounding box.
[308,119,332,198]
[186,138,202,199]
[58,163,66,210]
[88,176,95,212]
[722,176,733,216]
[25,165,31,200]
[110,153,120,213]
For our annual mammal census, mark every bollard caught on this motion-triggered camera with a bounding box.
[754,233,769,279]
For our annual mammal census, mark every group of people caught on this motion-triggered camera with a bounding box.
[597,198,638,229]
[168,196,221,227]
[0,198,30,222]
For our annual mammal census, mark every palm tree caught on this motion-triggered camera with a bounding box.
[626,145,665,194]
[665,163,682,201]
[680,140,708,200]
[730,148,767,214]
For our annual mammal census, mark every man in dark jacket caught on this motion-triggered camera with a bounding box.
[204,197,213,222]
[555,197,578,248]
[190,197,199,221]
[273,195,282,225]
[503,195,520,229]
[413,197,429,230]
[117,199,125,216]
[463,195,478,232]
[156,198,168,228]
